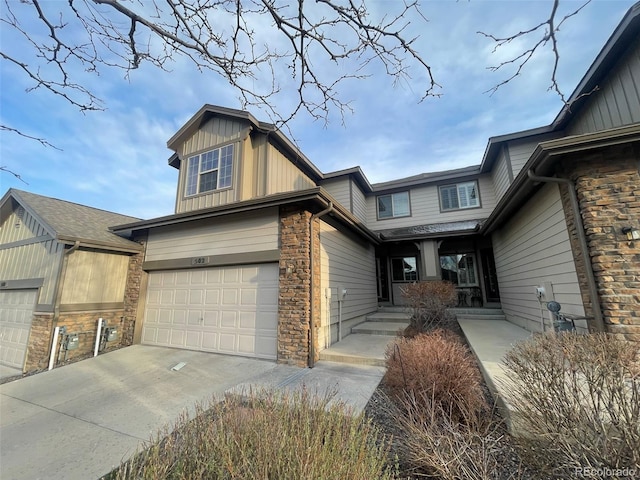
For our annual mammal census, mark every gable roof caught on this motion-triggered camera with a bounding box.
[167,104,324,182]
[1,189,143,252]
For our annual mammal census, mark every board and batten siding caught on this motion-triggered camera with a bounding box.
[0,206,63,306]
[145,208,279,262]
[176,117,252,213]
[265,144,316,195]
[491,148,512,203]
[318,221,377,349]
[492,183,587,333]
[60,250,129,305]
[365,175,497,230]
[567,35,640,135]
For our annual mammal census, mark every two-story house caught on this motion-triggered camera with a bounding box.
[3,2,638,373]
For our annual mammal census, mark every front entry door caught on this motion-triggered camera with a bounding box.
[376,257,389,302]
[480,248,500,302]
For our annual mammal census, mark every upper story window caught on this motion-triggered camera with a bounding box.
[439,181,479,211]
[377,191,410,219]
[185,144,234,196]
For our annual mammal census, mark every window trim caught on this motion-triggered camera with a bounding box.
[376,191,411,220]
[184,143,235,197]
[438,181,481,212]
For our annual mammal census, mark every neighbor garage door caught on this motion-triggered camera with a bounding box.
[0,289,37,370]
[142,264,278,359]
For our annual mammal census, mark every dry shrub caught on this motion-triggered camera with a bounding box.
[384,329,487,424]
[109,388,396,480]
[502,332,640,477]
[388,390,522,480]
[401,280,457,332]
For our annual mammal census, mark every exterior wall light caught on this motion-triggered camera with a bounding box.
[622,226,640,241]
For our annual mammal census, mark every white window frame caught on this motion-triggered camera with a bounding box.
[439,181,480,211]
[377,192,411,219]
[185,144,234,196]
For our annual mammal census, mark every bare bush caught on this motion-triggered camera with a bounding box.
[384,329,487,424]
[401,280,458,332]
[387,389,522,480]
[502,332,640,477]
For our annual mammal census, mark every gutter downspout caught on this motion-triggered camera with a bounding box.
[527,170,605,332]
[309,202,334,368]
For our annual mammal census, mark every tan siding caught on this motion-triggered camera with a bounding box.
[567,36,640,135]
[1,206,49,244]
[265,145,316,195]
[366,175,497,229]
[0,240,63,305]
[321,178,351,210]
[350,180,368,223]
[491,148,511,202]
[145,208,279,262]
[319,221,377,349]
[181,117,248,157]
[492,183,586,333]
[60,250,129,304]
[507,133,559,179]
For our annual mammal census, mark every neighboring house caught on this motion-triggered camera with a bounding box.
[0,190,143,372]
[3,3,638,373]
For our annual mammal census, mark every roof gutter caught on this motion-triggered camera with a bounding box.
[308,201,334,368]
[526,170,605,333]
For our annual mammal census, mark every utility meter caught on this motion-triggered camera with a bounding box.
[106,327,118,342]
[65,334,80,351]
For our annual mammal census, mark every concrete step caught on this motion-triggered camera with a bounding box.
[352,321,408,336]
[455,313,507,321]
[366,311,411,323]
[318,334,395,367]
[376,305,407,313]
[450,308,504,315]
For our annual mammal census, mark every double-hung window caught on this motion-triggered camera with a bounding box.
[439,181,479,211]
[185,144,234,196]
[377,192,410,219]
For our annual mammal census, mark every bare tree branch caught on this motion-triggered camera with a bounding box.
[0,165,30,185]
[479,0,592,102]
[0,125,61,150]
[1,0,438,134]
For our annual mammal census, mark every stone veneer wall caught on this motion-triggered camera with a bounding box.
[559,145,640,341]
[24,313,54,373]
[122,245,145,346]
[278,206,319,366]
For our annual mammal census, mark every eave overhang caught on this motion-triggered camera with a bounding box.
[481,124,640,235]
[376,219,484,242]
[111,187,380,246]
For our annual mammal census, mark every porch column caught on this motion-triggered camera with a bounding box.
[419,240,440,281]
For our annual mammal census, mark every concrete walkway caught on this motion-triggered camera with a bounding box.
[457,318,532,431]
[0,345,384,480]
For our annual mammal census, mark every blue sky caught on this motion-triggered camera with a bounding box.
[0,0,635,219]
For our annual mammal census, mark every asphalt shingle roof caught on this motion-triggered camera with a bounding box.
[9,189,142,251]
[377,219,484,240]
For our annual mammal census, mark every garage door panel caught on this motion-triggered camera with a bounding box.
[142,264,278,359]
[204,289,220,305]
[0,289,37,370]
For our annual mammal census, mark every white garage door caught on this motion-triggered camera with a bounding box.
[142,264,278,360]
[0,289,37,370]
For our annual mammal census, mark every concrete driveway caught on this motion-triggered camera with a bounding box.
[0,345,384,480]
